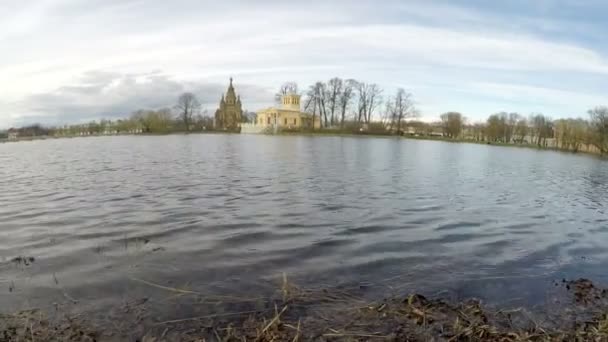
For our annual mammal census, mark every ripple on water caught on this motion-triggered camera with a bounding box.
[1,135,607,317]
[435,221,483,232]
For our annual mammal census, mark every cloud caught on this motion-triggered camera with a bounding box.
[2,0,608,127]
[11,71,273,126]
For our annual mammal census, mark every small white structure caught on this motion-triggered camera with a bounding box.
[7,129,18,141]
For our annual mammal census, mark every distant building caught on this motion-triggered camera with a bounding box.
[7,128,18,141]
[214,78,243,131]
[255,93,321,131]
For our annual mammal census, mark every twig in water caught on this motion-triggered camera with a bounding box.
[129,277,201,295]
[155,309,264,325]
[63,291,79,304]
[322,333,391,339]
[130,276,263,303]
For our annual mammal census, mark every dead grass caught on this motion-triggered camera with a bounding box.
[0,309,97,342]
[2,277,608,341]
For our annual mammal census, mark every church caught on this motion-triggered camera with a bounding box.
[214,78,243,131]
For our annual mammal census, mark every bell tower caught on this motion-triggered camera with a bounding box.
[281,94,301,111]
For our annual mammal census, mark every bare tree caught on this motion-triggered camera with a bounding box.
[530,114,553,147]
[440,112,464,138]
[275,82,299,104]
[354,82,383,124]
[387,89,415,133]
[514,117,528,143]
[304,82,329,128]
[175,93,201,131]
[588,106,608,154]
[326,78,343,127]
[354,81,366,123]
[366,84,382,123]
[506,112,521,143]
[339,79,356,128]
[131,109,151,133]
[304,84,320,130]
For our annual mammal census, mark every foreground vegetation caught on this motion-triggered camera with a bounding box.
[2,277,608,341]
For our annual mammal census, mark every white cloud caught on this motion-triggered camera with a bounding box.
[10,71,273,126]
[1,0,608,128]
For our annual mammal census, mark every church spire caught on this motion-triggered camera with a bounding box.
[226,77,236,104]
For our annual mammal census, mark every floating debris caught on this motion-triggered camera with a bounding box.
[10,256,35,266]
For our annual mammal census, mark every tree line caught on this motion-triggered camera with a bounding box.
[420,108,608,154]
[3,77,608,155]
[284,77,608,155]
[277,78,415,133]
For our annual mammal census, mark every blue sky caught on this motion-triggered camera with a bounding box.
[1,0,608,128]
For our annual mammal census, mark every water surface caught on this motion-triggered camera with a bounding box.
[1,135,607,319]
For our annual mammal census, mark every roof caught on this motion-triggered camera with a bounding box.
[257,107,303,113]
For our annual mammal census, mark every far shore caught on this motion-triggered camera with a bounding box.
[1,129,605,158]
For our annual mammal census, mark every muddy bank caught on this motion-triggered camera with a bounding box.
[2,277,608,341]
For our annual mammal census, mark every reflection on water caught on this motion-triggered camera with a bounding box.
[0,135,607,316]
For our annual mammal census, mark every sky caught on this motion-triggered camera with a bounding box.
[1,0,608,128]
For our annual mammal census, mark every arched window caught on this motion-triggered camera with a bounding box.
[267,116,270,125]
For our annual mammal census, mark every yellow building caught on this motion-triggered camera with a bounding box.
[256,94,320,131]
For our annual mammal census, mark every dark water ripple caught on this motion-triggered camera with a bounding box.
[1,135,608,317]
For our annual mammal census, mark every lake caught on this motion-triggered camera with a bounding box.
[1,134,607,325]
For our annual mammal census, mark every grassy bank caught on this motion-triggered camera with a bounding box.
[3,277,608,341]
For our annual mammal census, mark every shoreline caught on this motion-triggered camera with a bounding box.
[2,130,604,159]
[2,277,607,341]
[277,130,606,157]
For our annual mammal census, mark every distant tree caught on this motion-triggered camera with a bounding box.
[514,117,529,143]
[275,82,299,104]
[241,110,257,123]
[338,79,356,128]
[469,122,485,141]
[19,124,50,137]
[588,106,608,154]
[506,112,521,143]
[132,110,152,132]
[354,82,383,124]
[555,118,589,152]
[326,77,343,127]
[87,121,101,134]
[192,110,213,131]
[386,88,415,133]
[304,82,328,128]
[155,108,174,132]
[530,114,553,147]
[440,112,464,138]
[175,93,201,131]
